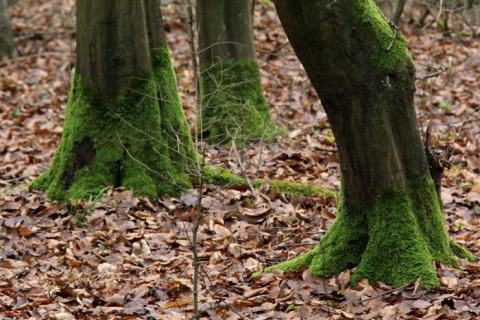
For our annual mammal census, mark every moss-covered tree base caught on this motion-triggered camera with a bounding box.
[198,59,277,145]
[261,178,477,288]
[31,49,196,200]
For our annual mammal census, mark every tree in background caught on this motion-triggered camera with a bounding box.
[266,0,476,287]
[196,0,276,145]
[32,0,197,200]
[0,0,16,59]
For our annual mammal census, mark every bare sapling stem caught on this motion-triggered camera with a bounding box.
[392,0,406,25]
[192,153,205,320]
[185,0,202,318]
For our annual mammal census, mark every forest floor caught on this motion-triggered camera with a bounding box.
[1,1,480,319]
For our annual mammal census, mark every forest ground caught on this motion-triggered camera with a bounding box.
[1,1,480,319]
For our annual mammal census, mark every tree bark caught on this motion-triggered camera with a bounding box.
[0,0,15,59]
[31,0,196,200]
[266,0,476,287]
[196,0,275,145]
[76,1,151,98]
[198,0,255,63]
[144,0,167,49]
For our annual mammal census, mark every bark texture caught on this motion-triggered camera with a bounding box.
[0,0,15,59]
[196,0,275,145]
[266,0,476,287]
[31,0,196,200]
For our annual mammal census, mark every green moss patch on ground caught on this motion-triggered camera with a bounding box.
[204,166,336,198]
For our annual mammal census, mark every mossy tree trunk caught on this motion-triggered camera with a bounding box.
[196,0,276,145]
[31,0,196,200]
[0,0,15,59]
[268,0,476,287]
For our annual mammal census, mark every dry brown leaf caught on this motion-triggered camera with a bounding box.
[243,287,267,298]
[164,299,193,308]
[214,224,232,238]
[17,225,34,236]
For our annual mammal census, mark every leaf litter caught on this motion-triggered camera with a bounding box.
[1,0,480,319]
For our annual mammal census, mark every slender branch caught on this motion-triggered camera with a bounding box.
[187,265,245,320]
[436,0,444,26]
[231,139,257,197]
[186,0,199,104]
[256,40,290,55]
[192,156,204,320]
[356,284,409,304]
[185,1,203,318]
[415,67,446,81]
[311,145,338,152]
[392,0,406,25]
[386,21,398,51]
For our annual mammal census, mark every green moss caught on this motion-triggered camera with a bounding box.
[408,179,458,267]
[264,190,368,276]
[262,178,476,288]
[268,180,336,198]
[203,166,247,186]
[449,240,478,262]
[197,59,276,145]
[204,166,335,197]
[31,48,196,200]
[152,48,198,171]
[351,186,440,288]
[352,0,412,73]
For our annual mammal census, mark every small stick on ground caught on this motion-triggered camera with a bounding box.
[356,284,409,304]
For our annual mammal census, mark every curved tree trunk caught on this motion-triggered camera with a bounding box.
[31,0,196,200]
[196,0,275,145]
[267,0,476,287]
[0,0,15,59]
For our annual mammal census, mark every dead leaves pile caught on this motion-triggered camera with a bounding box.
[0,184,334,319]
[1,0,480,319]
[1,0,74,188]
[1,183,479,319]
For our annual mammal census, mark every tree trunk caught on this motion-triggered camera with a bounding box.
[31,0,196,200]
[0,0,15,59]
[267,0,476,287]
[196,0,275,145]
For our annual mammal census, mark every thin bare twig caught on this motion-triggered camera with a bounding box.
[199,266,245,319]
[415,67,446,81]
[311,145,338,152]
[184,1,203,319]
[356,284,409,304]
[256,41,290,55]
[191,158,204,320]
[386,21,398,51]
[186,0,199,105]
[231,139,257,197]
[392,0,406,25]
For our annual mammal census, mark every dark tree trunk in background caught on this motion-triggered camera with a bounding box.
[32,0,196,200]
[265,0,476,287]
[196,0,275,145]
[0,0,15,59]
[198,0,256,62]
